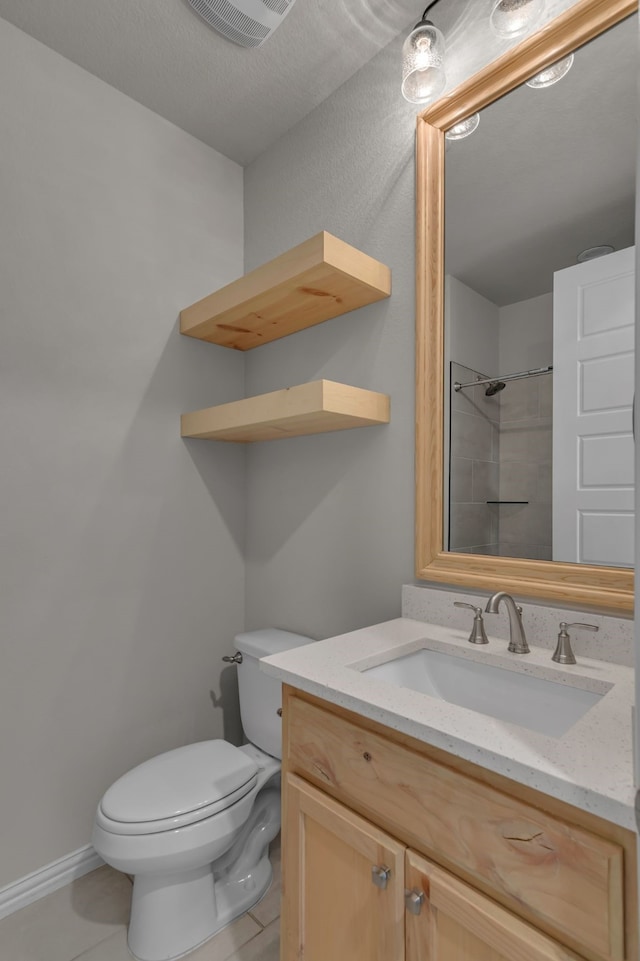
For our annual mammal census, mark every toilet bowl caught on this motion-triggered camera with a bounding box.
[92,629,314,961]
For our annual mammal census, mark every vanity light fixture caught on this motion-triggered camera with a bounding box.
[445,113,480,140]
[401,0,447,104]
[489,0,545,40]
[526,53,574,88]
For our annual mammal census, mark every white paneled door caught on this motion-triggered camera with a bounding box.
[553,246,635,567]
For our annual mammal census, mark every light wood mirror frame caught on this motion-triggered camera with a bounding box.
[415,0,636,614]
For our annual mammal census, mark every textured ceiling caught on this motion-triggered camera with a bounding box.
[0,0,416,165]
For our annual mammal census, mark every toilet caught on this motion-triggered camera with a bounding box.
[92,628,314,961]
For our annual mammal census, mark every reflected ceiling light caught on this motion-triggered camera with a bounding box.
[526,54,574,88]
[446,113,480,140]
[401,1,446,105]
[490,0,545,40]
[577,245,614,263]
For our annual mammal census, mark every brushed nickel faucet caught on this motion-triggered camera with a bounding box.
[484,592,529,654]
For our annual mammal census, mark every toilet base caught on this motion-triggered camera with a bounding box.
[126,784,281,961]
[127,854,273,961]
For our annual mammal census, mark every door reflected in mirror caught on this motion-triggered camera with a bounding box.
[444,13,636,569]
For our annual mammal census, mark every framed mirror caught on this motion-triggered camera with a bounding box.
[415,0,636,613]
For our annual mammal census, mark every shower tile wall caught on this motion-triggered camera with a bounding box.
[449,363,500,554]
[449,363,553,558]
[498,374,553,560]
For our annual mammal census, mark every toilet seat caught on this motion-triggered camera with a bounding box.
[96,776,258,835]
[97,741,258,836]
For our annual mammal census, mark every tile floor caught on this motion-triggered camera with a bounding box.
[0,842,281,961]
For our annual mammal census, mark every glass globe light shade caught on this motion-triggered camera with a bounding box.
[526,53,574,88]
[489,0,545,40]
[401,20,446,104]
[446,113,480,141]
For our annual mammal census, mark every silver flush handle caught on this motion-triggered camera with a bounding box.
[222,652,243,664]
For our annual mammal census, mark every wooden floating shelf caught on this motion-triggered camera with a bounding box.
[179,231,391,351]
[181,380,390,443]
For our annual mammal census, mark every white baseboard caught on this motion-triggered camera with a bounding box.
[0,845,104,921]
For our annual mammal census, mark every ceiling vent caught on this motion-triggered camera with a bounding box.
[185,0,299,47]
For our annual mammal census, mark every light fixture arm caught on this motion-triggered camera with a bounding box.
[422,1,442,17]
[416,0,442,27]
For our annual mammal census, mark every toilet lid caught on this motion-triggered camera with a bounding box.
[100,741,258,824]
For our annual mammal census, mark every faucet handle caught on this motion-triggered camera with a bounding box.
[453,602,489,645]
[552,622,599,664]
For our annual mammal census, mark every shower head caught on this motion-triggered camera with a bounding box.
[485,380,506,396]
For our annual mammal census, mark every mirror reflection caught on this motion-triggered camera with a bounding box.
[444,13,636,569]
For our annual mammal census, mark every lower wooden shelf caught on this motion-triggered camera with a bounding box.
[181,380,390,443]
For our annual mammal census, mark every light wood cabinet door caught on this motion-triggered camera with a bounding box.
[286,692,625,960]
[282,773,405,961]
[405,849,584,961]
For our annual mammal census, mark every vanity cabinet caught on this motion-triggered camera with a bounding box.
[285,774,584,961]
[281,686,637,961]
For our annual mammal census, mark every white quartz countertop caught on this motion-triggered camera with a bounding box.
[261,617,636,830]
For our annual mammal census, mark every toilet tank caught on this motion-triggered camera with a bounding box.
[234,629,314,759]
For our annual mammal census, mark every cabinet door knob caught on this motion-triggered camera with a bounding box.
[405,889,425,915]
[371,865,391,889]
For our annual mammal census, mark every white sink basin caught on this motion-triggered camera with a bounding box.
[361,648,603,738]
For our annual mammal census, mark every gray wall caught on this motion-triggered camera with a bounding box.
[0,0,593,889]
[446,276,499,377]
[243,0,586,641]
[0,19,245,886]
[244,34,417,640]
[498,294,553,559]
[499,293,553,372]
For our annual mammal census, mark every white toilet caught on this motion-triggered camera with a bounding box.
[92,628,313,961]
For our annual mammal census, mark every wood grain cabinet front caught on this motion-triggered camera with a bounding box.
[405,849,585,961]
[281,688,636,961]
[283,774,586,961]
[283,774,405,961]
